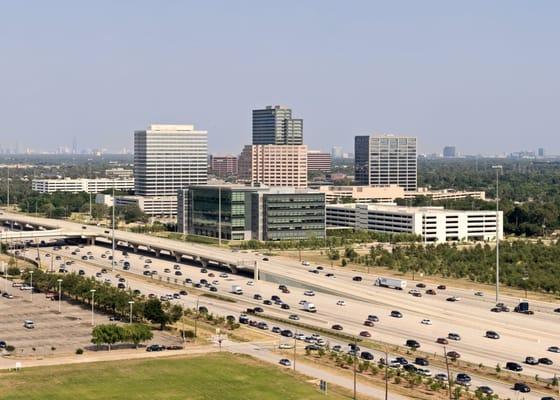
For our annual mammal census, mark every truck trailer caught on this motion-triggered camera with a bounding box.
[374,277,407,290]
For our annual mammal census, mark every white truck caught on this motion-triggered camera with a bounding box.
[231,285,243,295]
[302,301,317,313]
[374,277,407,290]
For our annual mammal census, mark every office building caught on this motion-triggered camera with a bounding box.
[331,146,343,159]
[369,135,417,191]
[238,144,308,187]
[326,203,502,243]
[307,150,332,173]
[210,155,238,177]
[32,178,134,194]
[443,146,457,158]
[134,124,208,196]
[178,185,325,241]
[105,168,134,179]
[252,105,303,145]
[538,148,545,158]
[354,136,370,185]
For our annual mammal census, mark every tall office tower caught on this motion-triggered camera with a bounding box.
[210,154,238,177]
[538,147,545,157]
[443,146,457,158]
[238,144,308,187]
[134,124,208,196]
[354,136,370,185]
[331,146,343,159]
[307,150,332,173]
[252,105,303,145]
[369,135,417,191]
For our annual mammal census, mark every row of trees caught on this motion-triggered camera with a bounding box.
[91,323,153,350]
[354,240,560,293]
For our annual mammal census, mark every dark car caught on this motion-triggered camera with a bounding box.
[263,299,272,305]
[476,386,494,395]
[174,271,183,276]
[253,307,264,313]
[436,337,449,345]
[437,285,446,290]
[359,331,371,337]
[426,289,436,295]
[239,315,249,324]
[395,357,408,365]
[406,339,420,349]
[367,315,379,322]
[390,310,403,318]
[403,364,417,373]
[416,283,426,288]
[415,357,429,366]
[352,276,363,281]
[272,326,281,334]
[456,373,471,386]
[506,362,523,372]
[364,320,374,327]
[447,351,461,359]
[209,286,218,292]
[360,351,374,360]
[146,344,165,352]
[539,357,553,365]
[331,324,344,331]
[179,290,188,296]
[200,268,207,273]
[513,383,530,393]
[262,257,269,261]
[280,329,293,337]
[281,303,290,310]
[485,330,500,339]
[253,294,263,300]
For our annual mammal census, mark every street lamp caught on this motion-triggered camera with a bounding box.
[128,300,134,324]
[522,272,529,299]
[57,278,63,313]
[90,289,96,326]
[29,270,34,302]
[492,165,503,303]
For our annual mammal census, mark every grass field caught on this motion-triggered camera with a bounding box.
[0,353,347,400]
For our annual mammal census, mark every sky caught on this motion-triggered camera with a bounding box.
[1,1,559,156]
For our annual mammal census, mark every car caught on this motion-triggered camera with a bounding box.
[390,310,403,318]
[336,300,346,306]
[434,373,448,381]
[555,308,560,313]
[412,292,422,297]
[164,268,171,273]
[436,337,448,344]
[278,343,293,349]
[219,273,228,278]
[325,273,335,278]
[261,299,271,305]
[426,289,436,295]
[352,276,363,281]
[476,386,494,395]
[446,351,461,359]
[78,269,85,275]
[403,364,417,373]
[448,332,461,341]
[394,356,408,365]
[173,293,181,299]
[475,291,484,296]
[143,271,151,276]
[405,339,420,349]
[485,330,500,339]
[262,257,269,261]
[166,345,184,351]
[257,322,269,330]
[289,314,299,320]
[246,280,255,286]
[331,324,344,331]
[363,320,374,327]
[109,315,122,321]
[446,296,461,302]
[117,283,126,289]
[539,357,553,365]
[332,345,342,353]
[174,271,183,276]
[415,357,429,366]
[513,383,530,393]
[420,319,432,325]
[525,356,539,365]
[417,368,432,377]
[253,294,263,300]
[359,331,371,337]
[302,261,310,266]
[272,326,282,334]
[408,289,420,295]
[416,283,426,288]
[281,303,290,310]
[304,290,315,296]
[209,286,218,292]
[0,340,6,349]
[541,397,556,400]
[23,320,35,329]
[280,329,293,337]
[305,344,321,351]
[146,344,165,352]
[456,373,471,386]
[548,346,560,353]
[360,351,374,360]
[506,362,523,372]
[271,295,281,301]
[316,266,324,270]
[2,292,14,299]
[295,333,306,341]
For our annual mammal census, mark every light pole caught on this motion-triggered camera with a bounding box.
[111,185,115,271]
[90,289,96,326]
[57,278,63,313]
[29,270,34,302]
[522,271,529,299]
[353,335,357,400]
[128,300,134,324]
[492,165,503,303]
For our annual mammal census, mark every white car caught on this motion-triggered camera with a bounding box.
[408,289,420,294]
[304,290,315,296]
[336,300,346,306]
[420,319,433,325]
[246,280,255,286]
[417,368,432,377]
[219,273,229,278]
[302,261,310,266]
[279,343,293,349]
[294,333,305,340]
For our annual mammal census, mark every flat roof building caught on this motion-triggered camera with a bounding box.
[252,105,303,145]
[210,155,238,177]
[307,150,332,173]
[32,178,134,194]
[326,203,502,243]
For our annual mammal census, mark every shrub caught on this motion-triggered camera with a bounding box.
[75,348,84,355]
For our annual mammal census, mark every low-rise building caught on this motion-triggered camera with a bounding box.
[307,150,332,173]
[326,203,502,243]
[178,185,325,241]
[32,178,134,194]
[115,195,177,218]
[210,155,238,177]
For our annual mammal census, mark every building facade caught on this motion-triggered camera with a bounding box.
[252,105,303,145]
[134,124,208,197]
[326,203,502,243]
[369,135,417,191]
[238,144,308,187]
[318,185,405,204]
[177,185,325,241]
[443,146,457,158]
[307,150,332,173]
[354,135,370,185]
[32,178,134,194]
[105,168,134,179]
[210,155,238,177]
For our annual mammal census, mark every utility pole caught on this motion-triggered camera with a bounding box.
[353,336,357,400]
[443,346,453,400]
[293,330,297,371]
[384,347,389,400]
[492,165,502,303]
[6,167,9,209]
[111,185,115,271]
[194,296,200,338]
[218,187,222,246]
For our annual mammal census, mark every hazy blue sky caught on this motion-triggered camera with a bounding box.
[1,1,559,155]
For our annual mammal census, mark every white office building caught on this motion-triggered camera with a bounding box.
[32,178,134,194]
[369,135,417,191]
[326,203,502,243]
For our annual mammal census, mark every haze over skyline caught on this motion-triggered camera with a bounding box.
[1,1,559,155]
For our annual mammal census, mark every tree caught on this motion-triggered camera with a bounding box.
[91,324,124,351]
[144,298,169,329]
[116,205,149,223]
[124,324,153,348]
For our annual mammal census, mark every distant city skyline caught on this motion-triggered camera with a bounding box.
[1,2,559,155]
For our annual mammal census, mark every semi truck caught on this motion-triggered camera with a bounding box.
[231,285,243,295]
[302,301,317,313]
[374,277,407,290]
[514,301,534,315]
